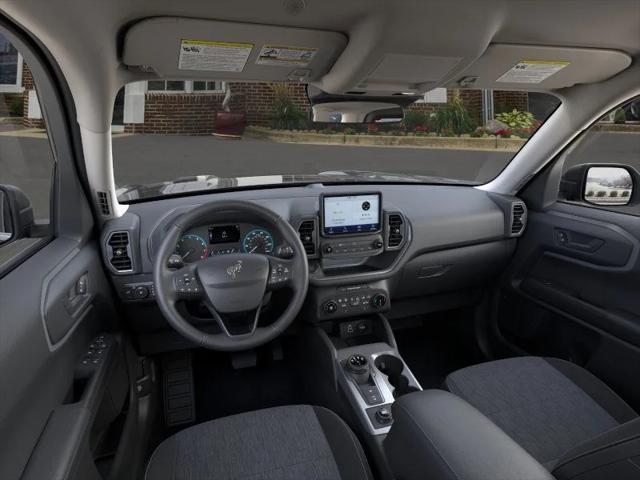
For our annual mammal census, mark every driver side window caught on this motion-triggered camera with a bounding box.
[0,32,55,263]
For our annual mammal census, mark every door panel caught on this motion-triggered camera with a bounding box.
[498,201,640,410]
[0,236,122,479]
[0,21,133,480]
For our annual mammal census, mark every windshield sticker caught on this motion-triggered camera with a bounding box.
[178,40,253,72]
[256,45,317,67]
[497,60,570,83]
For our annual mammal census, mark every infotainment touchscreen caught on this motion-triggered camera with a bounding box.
[322,193,381,235]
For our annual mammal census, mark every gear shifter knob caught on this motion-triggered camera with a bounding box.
[345,354,370,384]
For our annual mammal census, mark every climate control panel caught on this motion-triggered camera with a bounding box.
[320,234,384,258]
[320,284,389,319]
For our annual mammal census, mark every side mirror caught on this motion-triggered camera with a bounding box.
[560,164,636,206]
[0,185,34,245]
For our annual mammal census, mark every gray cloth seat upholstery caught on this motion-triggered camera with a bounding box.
[145,405,373,480]
[445,356,638,470]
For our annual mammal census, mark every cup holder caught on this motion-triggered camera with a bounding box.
[374,354,419,398]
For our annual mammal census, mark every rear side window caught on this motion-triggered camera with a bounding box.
[0,32,55,250]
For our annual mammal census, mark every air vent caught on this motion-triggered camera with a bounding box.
[511,203,527,236]
[108,231,133,272]
[387,213,405,249]
[96,191,111,216]
[298,219,317,257]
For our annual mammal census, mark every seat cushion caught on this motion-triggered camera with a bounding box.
[145,405,372,480]
[445,357,637,469]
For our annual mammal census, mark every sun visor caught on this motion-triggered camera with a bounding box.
[446,44,631,90]
[122,18,347,82]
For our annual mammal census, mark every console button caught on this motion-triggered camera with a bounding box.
[134,286,149,299]
[376,406,393,423]
[323,301,338,314]
[372,293,387,309]
[373,239,384,249]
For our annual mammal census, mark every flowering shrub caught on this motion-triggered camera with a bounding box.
[495,128,512,138]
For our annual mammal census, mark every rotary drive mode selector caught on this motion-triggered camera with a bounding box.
[345,354,371,384]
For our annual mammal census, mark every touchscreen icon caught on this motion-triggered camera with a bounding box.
[362,201,370,211]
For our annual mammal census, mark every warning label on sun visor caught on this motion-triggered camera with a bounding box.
[497,60,570,83]
[178,40,253,72]
[256,45,317,67]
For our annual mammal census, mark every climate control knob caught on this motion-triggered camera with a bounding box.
[372,294,387,309]
[323,300,338,314]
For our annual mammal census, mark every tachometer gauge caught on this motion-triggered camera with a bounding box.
[175,234,208,263]
[242,229,275,254]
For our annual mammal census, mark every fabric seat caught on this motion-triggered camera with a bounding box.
[145,405,373,480]
[445,356,638,470]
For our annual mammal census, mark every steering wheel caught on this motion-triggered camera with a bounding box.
[153,200,309,351]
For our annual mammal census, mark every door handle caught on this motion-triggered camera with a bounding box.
[554,229,604,253]
[65,272,93,319]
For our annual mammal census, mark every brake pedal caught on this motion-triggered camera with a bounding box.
[162,352,196,427]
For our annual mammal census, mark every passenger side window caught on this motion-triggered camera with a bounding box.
[559,96,640,215]
[0,32,55,254]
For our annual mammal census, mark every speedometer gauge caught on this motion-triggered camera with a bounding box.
[242,229,274,254]
[175,234,208,263]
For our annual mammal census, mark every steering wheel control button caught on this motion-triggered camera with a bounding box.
[269,262,291,286]
[174,273,201,296]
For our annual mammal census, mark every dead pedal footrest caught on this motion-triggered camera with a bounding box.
[162,352,196,427]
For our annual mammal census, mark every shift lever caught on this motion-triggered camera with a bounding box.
[345,354,371,384]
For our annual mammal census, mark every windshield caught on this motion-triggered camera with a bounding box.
[112,82,560,202]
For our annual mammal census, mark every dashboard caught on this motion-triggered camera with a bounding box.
[100,183,526,347]
[175,223,278,262]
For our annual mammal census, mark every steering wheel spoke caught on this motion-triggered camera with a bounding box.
[267,257,294,291]
[204,301,262,338]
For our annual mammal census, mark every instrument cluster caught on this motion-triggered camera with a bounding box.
[174,223,276,263]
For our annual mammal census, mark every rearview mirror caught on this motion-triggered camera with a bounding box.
[0,185,34,245]
[584,166,633,206]
[312,102,404,124]
[307,85,421,124]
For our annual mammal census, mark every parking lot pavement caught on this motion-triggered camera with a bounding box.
[1,131,638,221]
[111,135,513,186]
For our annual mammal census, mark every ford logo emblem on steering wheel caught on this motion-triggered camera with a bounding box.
[226,260,243,279]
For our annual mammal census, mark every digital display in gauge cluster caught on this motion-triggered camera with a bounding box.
[209,225,241,244]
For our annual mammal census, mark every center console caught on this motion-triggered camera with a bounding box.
[308,315,423,479]
[336,342,422,435]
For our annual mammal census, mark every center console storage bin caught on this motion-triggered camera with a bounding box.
[384,390,553,480]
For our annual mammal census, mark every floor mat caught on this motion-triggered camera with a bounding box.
[192,343,306,423]
[394,311,485,389]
